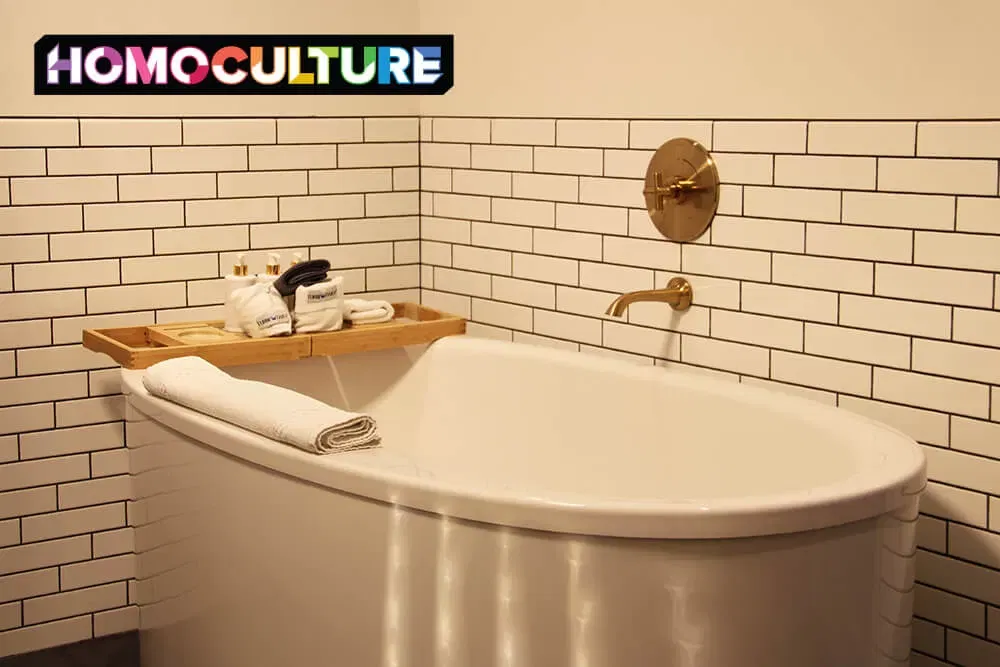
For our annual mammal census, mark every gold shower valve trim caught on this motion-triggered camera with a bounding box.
[642,138,720,243]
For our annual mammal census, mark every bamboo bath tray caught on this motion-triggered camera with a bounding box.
[82,303,466,370]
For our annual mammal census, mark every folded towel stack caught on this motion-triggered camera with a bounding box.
[344,298,395,325]
[142,356,381,454]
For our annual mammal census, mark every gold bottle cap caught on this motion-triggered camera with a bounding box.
[265,253,281,276]
[233,253,248,276]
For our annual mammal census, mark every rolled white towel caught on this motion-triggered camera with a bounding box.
[142,356,380,454]
[344,298,394,325]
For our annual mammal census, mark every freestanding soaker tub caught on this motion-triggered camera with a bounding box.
[122,336,926,667]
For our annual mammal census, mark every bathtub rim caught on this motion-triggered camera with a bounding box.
[121,338,927,540]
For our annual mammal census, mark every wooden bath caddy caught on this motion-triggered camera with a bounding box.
[82,303,466,370]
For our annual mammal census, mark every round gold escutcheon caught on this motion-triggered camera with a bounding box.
[642,138,720,243]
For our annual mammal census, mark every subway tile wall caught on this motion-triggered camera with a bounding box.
[0,116,420,657]
[419,117,1000,667]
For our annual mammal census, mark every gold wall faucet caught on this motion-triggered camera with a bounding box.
[605,277,693,317]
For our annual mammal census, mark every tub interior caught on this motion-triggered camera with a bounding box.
[219,339,892,504]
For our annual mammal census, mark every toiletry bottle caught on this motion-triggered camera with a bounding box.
[257,253,282,286]
[223,254,255,333]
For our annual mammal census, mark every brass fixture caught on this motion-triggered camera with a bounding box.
[642,138,720,243]
[605,277,693,317]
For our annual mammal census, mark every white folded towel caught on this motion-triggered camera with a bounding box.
[344,298,394,325]
[228,283,292,338]
[142,356,380,454]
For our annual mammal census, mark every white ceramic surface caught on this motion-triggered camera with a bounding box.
[124,336,926,667]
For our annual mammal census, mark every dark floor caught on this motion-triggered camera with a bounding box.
[0,632,139,667]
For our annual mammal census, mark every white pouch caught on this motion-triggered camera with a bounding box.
[293,277,344,333]
[229,282,292,338]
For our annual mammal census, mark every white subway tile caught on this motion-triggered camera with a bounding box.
[956,196,1000,236]
[121,253,217,284]
[534,147,603,176]
[713,121,806,153]
[314,242,393,269]
[452,170,511,197]
[155,304,223,324]
[556,202,627,235]
[60,554,134,591]
[513,331,580,352]
[339,143,417,168]
[0,519,17,547]
[279,193,364,221]
[184,198,275,228]
[531,310,600,345]
[393,167,419,191]
[534,228,601,260]
[185,118,275,145]
[918,121,1000,158]
[717,185,743,215]
[87,282,186,314]
[85,201,183,230]
[153,146,247,173]
[629,121,712,149]
[491,119,555,146]
[954,308,1000,347]
[51,229,150,260]
[914,583,985,635]
[952,417,1000,459]
[0,616,92,658]
[602,321,679,360]
[946,628,1000,666]
[12,176,116,206]
[154,226,247,254]
[94,606,139,637]
[492,198,554,228]
[80,119,179,146]
[249,145,336,171]
[15,259,119,291]
[0,235,47,263]
[218,171,305,198]
[0,568,58,604]
[774,155,876,190]
[512,172,578,203]
[743,185,840,222]
[421,290,469,317]
[513,253,578,285]
[420,241,451,267]
[741,282,838,323]
[470,221,532,252]
[419,167,451,193]
[556,120,627,148]
[879,158,998,196]
[52,312,150,345]
[471,298,532,330]
[24,424,124,463]
[773,252,876,294]
[913,339,1000,385]
[0,119,78,147]
[807,223,913,263]
[773,350,872,395]
[0,290,85,322]
[838,396,949,446]
[366,265,418,291]
[808,121,916,156]
[90,449,129,478]
[465,322,512,341]
[55,395,125,428]
[0,204,82,234]
[432,118,490,143]
[453,245,510,275]
[119,172,216,201]
[306,169,391,197]
[252,221,337,248]
[0,149,45,176]
[579,177,643,208]
[0,487,56,521]
[711,153,773,185]
[626,303,709,335]
[0,373,88,407]
[682,245,770,281]
[364,118,418,142]
[471,145,532,171]
[711,215,804,252]
[0,601,18,631]
[421,216,470,244]
[712,310,803,351]
[683,336,770,376]
[920,481,988,527]
[0,534,91,577]
[555,285,616,319]
[581,344,653,366]
[875,264,993,307]
[580,261,653,294]
[603,149,653,179]
[87,369,120,397]
[420,143,470,168]
[874,369,989,418]
[840,294,949,339]
[804,323,910,368]
[48,148,150,176]
[915,231,1000,271]
[603,236,679,270]
[186,278,226,306]
[666,274,739,309]
[0,179,7,205]
[432,267,491,298]
[23,582,127,625]
[843,191,955,231]
[491,276,554,308]
[0,268,8,294]
[21,501,124,542]
[433,193,491,221]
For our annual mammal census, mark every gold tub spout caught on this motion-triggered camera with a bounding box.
[605,277,693,317]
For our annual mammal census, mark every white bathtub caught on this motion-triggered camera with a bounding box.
[122,336,926,667]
